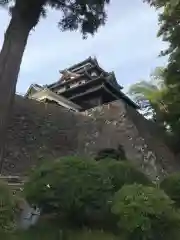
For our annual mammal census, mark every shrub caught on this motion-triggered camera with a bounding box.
[95,145,126,161]
[160,173,180,208]
[111,184,180,240]
[67,229,119,240]
[100,160,151,192]
[0,181,18,233]
[24,156,113,227]
[14,222,119,240]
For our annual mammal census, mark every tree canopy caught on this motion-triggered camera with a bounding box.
[24,156,113,227]
[128,66,180,153]
[142,0,180,153]
[0,180,18,233]
[112,184,180,240]
[0,0,110,38]
[128,67,167,123]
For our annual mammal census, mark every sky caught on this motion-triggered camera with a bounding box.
[0,0,168,95]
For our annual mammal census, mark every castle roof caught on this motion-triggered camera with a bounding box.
[25,57,139,110]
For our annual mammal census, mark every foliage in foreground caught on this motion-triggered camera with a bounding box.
[13,221,119,240]
[100,159,151,192]
[11,156,180,240]
[144,0,180,152]
[67,229,118,240]
[128,66,180,154]
[24,156,113,227]
[24,156,152,230]
[160,173,180,208]
[0,181,18,233]
[128,67,166,123]
[112,184,180,240]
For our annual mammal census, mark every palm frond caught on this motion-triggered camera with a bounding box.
[129,81,159,102]
[128,67,167,121]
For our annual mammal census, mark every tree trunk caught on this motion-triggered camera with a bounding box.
[0,14,32,174]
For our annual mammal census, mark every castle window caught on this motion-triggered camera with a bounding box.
[68,108,76,112]
[91,71,97,77]
[79,80,86,85]
[57,87,66,93]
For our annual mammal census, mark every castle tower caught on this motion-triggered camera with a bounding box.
[47,57,138,110]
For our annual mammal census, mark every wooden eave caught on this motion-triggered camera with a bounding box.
[65,57,93,72]
[29,88,82,111]
[69,85,103,101]
[67,80,138,109]
[60,76,105,97]
[104,80,139,109]
[25,84,43,98]
[58,75,134,107]
[108,72,123,90]
[68,84,120,103]
[64,56,106,73]
[61,56,108,75]
[48,72,92,90]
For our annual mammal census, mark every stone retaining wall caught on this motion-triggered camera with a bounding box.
[2,96,179,180]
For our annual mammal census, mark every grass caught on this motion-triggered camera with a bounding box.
[68,229,119,240]
[12,229,119,240]
[4,221,119,240]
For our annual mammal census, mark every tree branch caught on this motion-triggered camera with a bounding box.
[55,0,81,11]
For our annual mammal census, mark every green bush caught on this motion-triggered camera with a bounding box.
[67,229,119,240]
[100,160,151,192]
[24,156,113,227]
[13,220,61,240]
[160,173,180,208]
[14,223,119,240]
[111,184,180,240]
[0,181,18,233]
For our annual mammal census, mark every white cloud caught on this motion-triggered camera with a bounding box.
[0,0,168,94]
